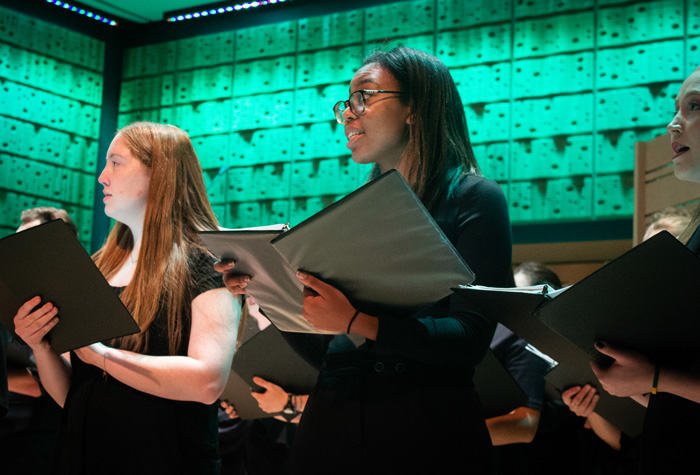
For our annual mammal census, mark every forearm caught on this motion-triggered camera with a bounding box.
[32,347,71,407]
[102,346,229,404]
[486,407,541,446]
[7,368,42,397]
[657,366,700,404]
[587,413,622,450]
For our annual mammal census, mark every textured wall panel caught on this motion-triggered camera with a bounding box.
[176,32,234,70]
[231,93,293,130]
[175,66,233,103]
[122,42,176,78]
[364,0,434,42]
[436,24,511,67]
[596,84,680,131]
[594,173,634,217]
[296,122,348,160]
[1,81,100,137]
[0,7,103,71]
[298,11,363,51]
[473,142,509,181]
[437,0,511,29]
[120,75,174,110]
[511,136,592,180]
[453,63,511,105]
[0,44,102,105]
[513,53,593,98]
[597,40,684,90]
[192,133,230,170]
[235,22,297,61]
[597,0,683,48]
[512,94,593,139]
[690,0,700,35]
[514,0,594,18]
[514,12,594,58]
[366,34,435,56]
[297,47,362,88]
[688,36,700,75]
[295,85,346,124]
[164,100,233,137]
[595,128,666,174]
[465,102,510,144]
[234,56,295,96]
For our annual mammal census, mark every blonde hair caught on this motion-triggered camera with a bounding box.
[94,122,219,354]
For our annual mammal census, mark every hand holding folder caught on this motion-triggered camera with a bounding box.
[200,170,475,334]
[0,220,140,354]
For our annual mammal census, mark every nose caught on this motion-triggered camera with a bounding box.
[98,167,109,186]
[342,105,357,123]
[668,114,682,135]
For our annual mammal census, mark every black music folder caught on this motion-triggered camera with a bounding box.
[0,220,140,354]
[201,170,475,332]
[453,231,700,437]
[270,170,475,320]
[474,349,530,419]
[220,324,319,419]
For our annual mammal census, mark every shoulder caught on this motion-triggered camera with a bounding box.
[453,174,507,205]
[187,246,224,296]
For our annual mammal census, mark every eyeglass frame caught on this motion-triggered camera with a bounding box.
[332,89,403,124]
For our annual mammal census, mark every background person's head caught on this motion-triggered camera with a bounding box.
[18,207,77,237]
[643,207,692,241]
[513,261,562,290]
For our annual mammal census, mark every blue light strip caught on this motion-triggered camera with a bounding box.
[166,0,289,22]
[45,0,118,26]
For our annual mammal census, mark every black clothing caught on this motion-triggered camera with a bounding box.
[637,224,700,474]
[290,175,513,474]
[53,248,224,475]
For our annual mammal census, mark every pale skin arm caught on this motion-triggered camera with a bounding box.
[13,297,72,407]
[486,407,541,445]
[591,341,700,405]
[562,384,622,451]
[74,288,241,405]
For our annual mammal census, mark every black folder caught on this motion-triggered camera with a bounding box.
[453,231,700,437]
[474,349,530,419]
[221,324,319,419]
[270,170,475,320]
[0,220,140,354]
[201,170,475,331]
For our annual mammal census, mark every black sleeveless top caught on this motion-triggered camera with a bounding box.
[53,248,224,475]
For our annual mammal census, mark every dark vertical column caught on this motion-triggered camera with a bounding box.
[91,38,123,253]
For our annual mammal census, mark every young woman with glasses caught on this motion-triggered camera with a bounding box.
[221,47,513,474]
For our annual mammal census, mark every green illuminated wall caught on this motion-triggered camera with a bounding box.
[118,0,700,229]
[0,5,102,247]
[3,0,700,238]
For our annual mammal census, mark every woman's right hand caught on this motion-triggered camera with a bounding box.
[213,259,251,295]
[562,384,599,418]
[220,400,239,420]
[13,296,59,352]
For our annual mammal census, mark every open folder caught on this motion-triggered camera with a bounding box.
[453,230,700,437]
[0,220,140,354]
[200,170,475,332]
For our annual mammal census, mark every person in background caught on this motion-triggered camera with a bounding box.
[0,207,77,474]
[12,122,241,474]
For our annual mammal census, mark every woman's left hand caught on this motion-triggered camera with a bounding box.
[74,343,108,369]
[296,272,355,333]
[590,341,655,397]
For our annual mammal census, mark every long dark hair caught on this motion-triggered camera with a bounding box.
[365,47,480,210]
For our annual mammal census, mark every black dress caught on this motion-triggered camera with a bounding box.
[53,249,224,475]
[289,175,513,475]
[637,225,700,474]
